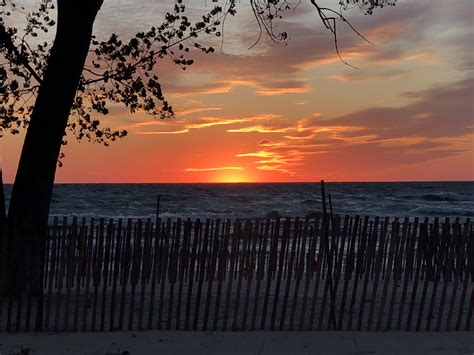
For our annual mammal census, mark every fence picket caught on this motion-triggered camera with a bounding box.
[260,220,279,330]
[157,219,171,330]
[73,220,86,332]
[194,219,210,330]
[223,220,240,331]
[203,220,220,331]
[270,218,289,330]
[213,220,231,331]
[147,218,161,330]
[251,219,270,331]
[100,220,113,332]
[232,220,249,331]
[117,219,132,331]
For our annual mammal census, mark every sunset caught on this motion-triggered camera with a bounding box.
[0,0,473,353]
[1,0,472,183]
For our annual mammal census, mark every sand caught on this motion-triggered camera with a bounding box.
[1,330,474,354]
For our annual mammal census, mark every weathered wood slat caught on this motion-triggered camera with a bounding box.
[241,219,259,331]
[203,220,220,331]
[270,218,289,330]
[213,220,231,331]
[406,218,423,331]
[54,217,68,332]
[175,219,191,330]
[308,217,326,331]
[445,220,467,331]
[117,219,132,331]
[251,219,270,331]
[147,218,161,330]
[137,219,152,330]
[396,219,417,330]
[358,218,378,331]
[91,219,105,332]
[73,220,86,332]
[81,218,95,332]
[260,220,279,330]
[184,219,199,330]
[386,217,408,330]
[44,217,59,331]
[436,219,453,331]
[223,220,240,331]
[157,219,171,330]
[288,218,308,331]
[194,219,210,330]
[280,218,299,331]
[338,216,359,330]
[347,216,369,331]
[426,219,441,332]
[109,218,123,331]
[166,220,181,330]
[416,221,430,331]
[99,220,113,332]
[232,221,249,331]
[299,220,319,331]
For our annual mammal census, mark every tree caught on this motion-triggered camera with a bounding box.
[0,0,396,297]
[1,0,232,297]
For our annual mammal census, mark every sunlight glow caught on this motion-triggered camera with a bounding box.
[214,171,253,183]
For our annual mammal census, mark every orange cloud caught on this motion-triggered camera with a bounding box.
[129,114,280,135]
[135,129,190,135]
[255,86,312,96]
[227,125,292,133]
[176,107,222,116]
[185,166,244,172]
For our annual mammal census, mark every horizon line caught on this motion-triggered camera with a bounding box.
[2,180,473,185]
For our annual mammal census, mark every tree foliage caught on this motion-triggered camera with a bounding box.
[1,0,235,149]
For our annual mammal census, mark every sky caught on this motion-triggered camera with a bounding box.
[1,0,473,183]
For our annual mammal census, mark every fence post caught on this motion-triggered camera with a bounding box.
[156,195,161,218]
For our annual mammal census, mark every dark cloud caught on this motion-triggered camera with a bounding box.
[241,77,473,176]
[314,77,474,139]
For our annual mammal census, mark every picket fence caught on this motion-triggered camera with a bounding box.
[0,215,472,333]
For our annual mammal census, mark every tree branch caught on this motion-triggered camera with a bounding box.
[0,24,43,84]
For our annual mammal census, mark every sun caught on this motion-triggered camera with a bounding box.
[215,171,253,183]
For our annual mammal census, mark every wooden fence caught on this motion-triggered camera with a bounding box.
[0,215,473,333]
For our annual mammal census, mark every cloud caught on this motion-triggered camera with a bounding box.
[254,79,312,96]
[236,151,278,158]
[126,114,280,135]
[136,129,190,135]
[176,107,222,116]
[185,166,244,172]
[315,77,473,140]
[186,114,275,129]
[227,125,293,133]
[231,77,473,178]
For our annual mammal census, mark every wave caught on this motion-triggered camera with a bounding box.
[4,182,473,220]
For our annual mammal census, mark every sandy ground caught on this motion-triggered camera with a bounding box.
[1,331,474,355]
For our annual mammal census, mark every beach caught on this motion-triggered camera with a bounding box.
[2,331,474,354]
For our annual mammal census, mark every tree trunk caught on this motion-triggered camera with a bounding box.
[0,168,6,294]
[0,168,5,229]
[6,0,103,299]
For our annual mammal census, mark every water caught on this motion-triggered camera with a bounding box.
[3,182,473,220]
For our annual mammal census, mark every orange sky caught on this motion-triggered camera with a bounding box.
[1,0,473,183]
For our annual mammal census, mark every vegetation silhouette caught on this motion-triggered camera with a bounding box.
[0,0,396,302]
